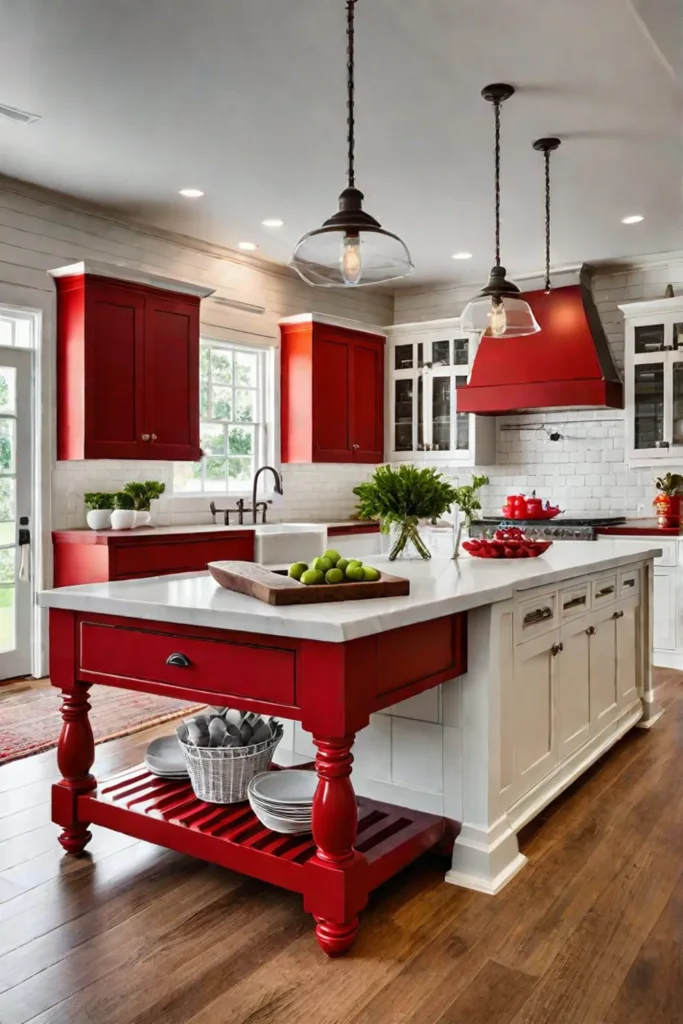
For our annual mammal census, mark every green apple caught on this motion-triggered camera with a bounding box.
[288,562,308,580]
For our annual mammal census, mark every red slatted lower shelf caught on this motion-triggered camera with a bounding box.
[78,766,447,895]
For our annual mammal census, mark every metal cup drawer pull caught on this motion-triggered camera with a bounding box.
[523,606,554,627]
[166,652,191,667]
[563,594,587,611]
[596,585,615,597]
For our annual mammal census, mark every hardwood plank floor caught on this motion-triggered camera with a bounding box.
[0,671,681,1024]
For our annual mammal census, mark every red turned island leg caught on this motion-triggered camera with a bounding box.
[53,681,96,855]
[303,734,369,957]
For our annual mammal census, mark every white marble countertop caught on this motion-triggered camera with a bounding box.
[38,540,661,643]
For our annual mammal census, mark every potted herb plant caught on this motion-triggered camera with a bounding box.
[452,474,489,558]
[654,473,683,527]
[110,490,136,530]
[353,464,458,560]
[122,480,166,527]
[84,492,115,531]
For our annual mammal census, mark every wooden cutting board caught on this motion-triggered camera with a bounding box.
[207,561,410,606]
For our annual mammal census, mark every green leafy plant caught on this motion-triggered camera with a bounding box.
[354,465,458,560]
[113,490,135,511]
[452,474,490,527]
[654,473,683,496]
[84,492,115,511]
[122,480,166,511]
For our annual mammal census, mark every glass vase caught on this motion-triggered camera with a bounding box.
[388,519,432,561]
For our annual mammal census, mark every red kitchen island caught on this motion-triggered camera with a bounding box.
[40,541,663,956]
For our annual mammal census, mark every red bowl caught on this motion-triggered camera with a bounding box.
[521,508,561,520]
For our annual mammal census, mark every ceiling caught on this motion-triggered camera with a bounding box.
[1,0,681,288]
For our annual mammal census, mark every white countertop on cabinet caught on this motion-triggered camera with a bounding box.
[38,541,661,643]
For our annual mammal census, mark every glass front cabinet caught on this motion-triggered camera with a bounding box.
[621,297,683,463]
[384,318,495,466]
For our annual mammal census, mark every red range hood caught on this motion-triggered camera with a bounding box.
[457,266,623,415]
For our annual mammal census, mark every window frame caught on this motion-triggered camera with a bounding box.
[172,336,276,498]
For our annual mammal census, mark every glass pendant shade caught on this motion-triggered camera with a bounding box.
[461,265,539,339]
[291,187,413,288]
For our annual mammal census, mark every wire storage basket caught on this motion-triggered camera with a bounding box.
[177,720,284,804]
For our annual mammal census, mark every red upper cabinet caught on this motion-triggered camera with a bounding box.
[50,262,214,461]
[280,315,385,464]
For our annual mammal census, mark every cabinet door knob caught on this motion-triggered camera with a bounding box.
[585,625,596,635]
[612,610,624,620]
[166,652,191,668]
[551,642,564,656]
[151,433,158,441]
[352,443,360,450]
[141,433,150,441]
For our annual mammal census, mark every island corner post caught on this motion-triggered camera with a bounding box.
[49,605,467,957]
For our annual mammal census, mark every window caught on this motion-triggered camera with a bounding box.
[0,314,32,349]
[173,340,270,494]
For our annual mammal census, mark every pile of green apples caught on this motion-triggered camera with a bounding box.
[288,549,380,586]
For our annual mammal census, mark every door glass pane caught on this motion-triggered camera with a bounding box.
[674,324,683,351]
[0,587,15,653]
[634,363,664,449]
[417,343,425,369]
[455,375,469,450]
[394,344,413,370]
[0,473,15,545]
[417,376,424,450]
[0,321,12,347]
[431,340,450,367]
[673,363,683,446]
[394,379,413,451]
[432,376,451,451]
[0,419,14,473]
[0,367,16,414]
[634,325,665,354]
[454,339,469,365]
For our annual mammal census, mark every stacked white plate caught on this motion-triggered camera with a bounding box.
[247,770,317,834]
[144,735,189,780]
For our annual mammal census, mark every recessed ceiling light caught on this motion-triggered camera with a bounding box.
[178,188,204,198]
[238,241,259,251]
[452,251,473,260]
[621,214,644,224]
[261,218,284,228]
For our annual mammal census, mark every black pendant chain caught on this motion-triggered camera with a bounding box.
[533,137,561,292]
[493,99,501,267]
[346,0,357,189]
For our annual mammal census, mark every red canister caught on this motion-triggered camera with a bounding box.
[512,495,528,518]
[525,497,543,518]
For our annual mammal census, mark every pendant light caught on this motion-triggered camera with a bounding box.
[532,137,561,293]
[289,0,413,288]
[461,85,540,338]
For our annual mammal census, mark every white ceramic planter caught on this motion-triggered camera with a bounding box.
[86,509,112,531]
[133,510,152,528]
[110,510,136,530]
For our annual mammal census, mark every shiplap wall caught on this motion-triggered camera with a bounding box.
[394,261,683,517]
[0,176,393,527]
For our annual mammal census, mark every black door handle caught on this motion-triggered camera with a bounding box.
[166,652,191,668]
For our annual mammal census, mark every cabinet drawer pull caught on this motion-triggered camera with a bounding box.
[612,610,624,620]
[166,652,191,667]
[551,642,564,656]
[523,606,554,627]
[622,577,636,589]
[563,595,587,610]
[141,433,150,441]
[585,625,596,635]
[596,585,615,597]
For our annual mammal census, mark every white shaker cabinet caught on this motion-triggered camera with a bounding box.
[512,630,558,795]
[384,318,495,467]
[653,569,677,653]
[556,617,591,760]
[620,296,683,465]
[588,603,619,733]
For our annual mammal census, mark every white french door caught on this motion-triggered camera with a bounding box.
[0,348,32,679]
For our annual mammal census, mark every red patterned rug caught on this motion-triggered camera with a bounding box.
[0,682,202,765]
